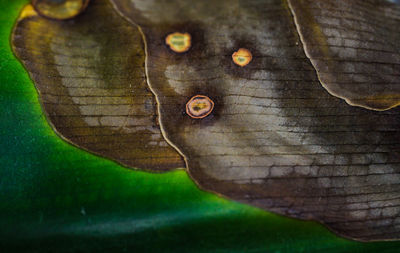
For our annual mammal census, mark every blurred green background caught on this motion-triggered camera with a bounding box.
[1,0,400,252]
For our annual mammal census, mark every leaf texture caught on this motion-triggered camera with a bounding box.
[12,0,185,171]
[111,0,400,241]
[288,0,400,110]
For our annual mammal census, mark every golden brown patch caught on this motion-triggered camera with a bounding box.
[32,0,90,20]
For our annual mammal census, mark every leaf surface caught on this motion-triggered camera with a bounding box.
[288,0,400,110]
[111,0,400,240]
[12,0,185,171]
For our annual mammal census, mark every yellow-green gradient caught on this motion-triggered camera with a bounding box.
[0,0,399,252]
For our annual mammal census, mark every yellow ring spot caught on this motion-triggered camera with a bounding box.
[232,48,252,67]
[32,0,90,20]
[186,95,214,119]
[165,32,192,53]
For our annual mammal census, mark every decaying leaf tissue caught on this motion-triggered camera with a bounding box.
[12,0,400,241]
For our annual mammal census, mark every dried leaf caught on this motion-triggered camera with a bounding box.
[288,0,400,110]
[12,0,184,171]
[112,0,400,241]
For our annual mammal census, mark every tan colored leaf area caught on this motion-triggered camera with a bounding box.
[12,0,400,241]
[12,0,184,171]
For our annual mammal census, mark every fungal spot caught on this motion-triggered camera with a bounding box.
[232,48,252,67]
[32,0,90,20]
[165,32,191,53]
[186,95,214,119]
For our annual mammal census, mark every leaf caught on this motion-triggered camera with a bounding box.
[12,0,185,171]
[111,0,400,241]
[288,0,400,110]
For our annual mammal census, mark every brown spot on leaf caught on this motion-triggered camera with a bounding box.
[232,48,252,67]
[32,0,90,20]
[165,32,191,53]
[186,95,214,119]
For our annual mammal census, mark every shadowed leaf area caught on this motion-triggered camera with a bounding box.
[12,0,185,171]
[111,0,400,241]
[288,0,400,110]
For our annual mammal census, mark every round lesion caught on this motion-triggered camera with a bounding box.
[32,0,90,20]
[165,32,191,53]
[186,95,214,119]
[232,48,252,67]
